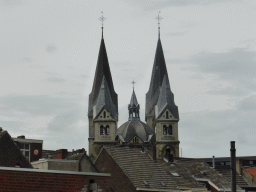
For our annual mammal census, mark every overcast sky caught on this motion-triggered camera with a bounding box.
[1,0,256,158]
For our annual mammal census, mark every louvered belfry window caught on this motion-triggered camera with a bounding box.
[100,125,110,135]
[163,125,172,135]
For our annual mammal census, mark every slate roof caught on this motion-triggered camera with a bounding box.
[93,76,117,119]
[116,120,155,143]
[158,158,242,191]
[155,74,179,119]
[146,38,170,119]
[103,146,179,190]
[88,37,118,116]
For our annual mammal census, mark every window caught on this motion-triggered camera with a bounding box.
[166,111,169,119]
[106,125,110,135]
[19,143,30,161]
[103,111,106,118]
[100,125,110,135]
[100,125,105,135]
[163,125,172,135]
[163,125,167,135]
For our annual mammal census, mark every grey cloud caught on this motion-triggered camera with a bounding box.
[190,48,256,78]
[46,45,57,53]
[179,109,256,157]
[44,77,66,83]
[184,47,256,96]
[47,110,80,132]
[237,95,256,111]
[0,0,24,8]
[169,31,188,36]
[22,57,32,62]
[206,86,250,96]
[126,0,235,11]
[0,94,78,116]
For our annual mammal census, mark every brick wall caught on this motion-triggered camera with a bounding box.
[94,148,136,192]
[0,167,111,192]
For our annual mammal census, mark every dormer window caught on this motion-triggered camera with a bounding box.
[163,125,172,135]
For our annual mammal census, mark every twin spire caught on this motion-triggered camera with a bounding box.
[89,12,178,121]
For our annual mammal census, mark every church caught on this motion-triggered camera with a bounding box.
[87,13,180,160]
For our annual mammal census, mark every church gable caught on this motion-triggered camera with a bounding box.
[94,108,115,121]
[158,109,177,121]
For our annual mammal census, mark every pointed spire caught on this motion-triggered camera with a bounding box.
[130,89,138,107]
[128,88,140,120]
[155,75,179,119]
[88,31,118,116]
[93,76,117,119]
[145,36,169,118]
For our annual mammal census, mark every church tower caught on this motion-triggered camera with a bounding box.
[88,17,118,156]
[145,12,180,159]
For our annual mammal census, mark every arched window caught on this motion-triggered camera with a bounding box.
[103,111,106,118]
[163,125,167,135]
[167,125,172,135]
[166,111,169,119]
[106,125,110,135]
[100,125,105,135]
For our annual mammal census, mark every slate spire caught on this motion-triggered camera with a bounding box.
[145,36,169,119]
[93,76,117,119]
[128,88,140,120]
[155,74,179,119]
[88,37,118,116]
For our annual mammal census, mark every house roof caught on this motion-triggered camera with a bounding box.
[88,37,118,116]
[158,158,242,190]
[0,130,32,168]
[103,146,178,190]
[244,167,256,178]
[116,120,155,142]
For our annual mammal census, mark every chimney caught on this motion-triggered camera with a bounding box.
[17,135,25,139]
[0,127,2,132]
[212,156,215,169]
[230,141,236,192]
[56,149,68,159]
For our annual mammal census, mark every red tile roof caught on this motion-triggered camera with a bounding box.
[243,167,256,178]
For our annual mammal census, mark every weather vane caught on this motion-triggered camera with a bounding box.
[131,80,136,89]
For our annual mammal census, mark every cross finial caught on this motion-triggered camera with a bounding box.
[155,11,163,38]
[98,12,106,38]
[131,80,136,89]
